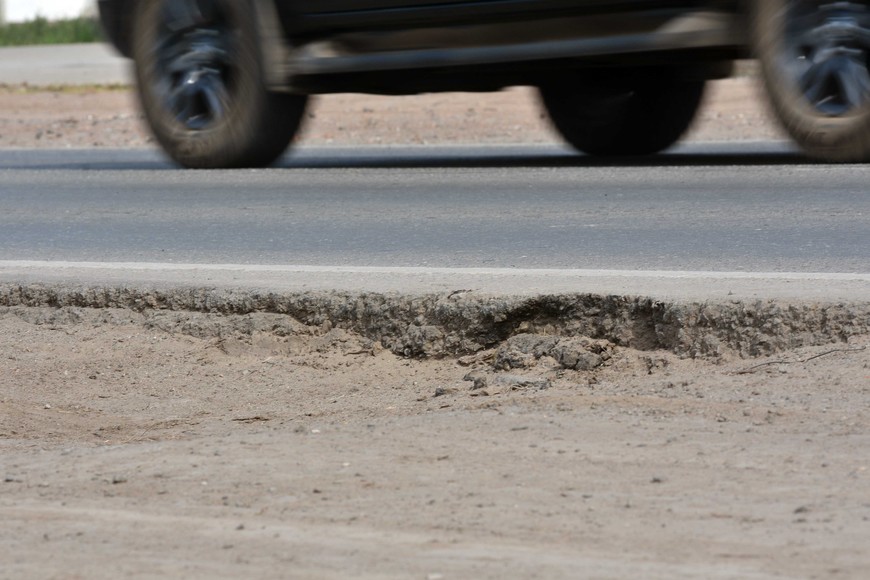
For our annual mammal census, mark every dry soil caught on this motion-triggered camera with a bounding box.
[0,77,785,149]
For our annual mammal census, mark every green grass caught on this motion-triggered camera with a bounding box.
[0,17,102,47]
[0,82,130,93]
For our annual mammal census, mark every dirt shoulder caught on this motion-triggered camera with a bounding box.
[1,304,868,579]
[0,77,784,149]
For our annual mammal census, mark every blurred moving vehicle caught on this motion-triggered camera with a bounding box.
[98,1,870,168]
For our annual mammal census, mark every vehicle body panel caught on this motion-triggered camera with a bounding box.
[98,0,870,166]
[99,0,746,91]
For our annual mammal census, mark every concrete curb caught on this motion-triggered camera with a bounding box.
[2,283,867,359]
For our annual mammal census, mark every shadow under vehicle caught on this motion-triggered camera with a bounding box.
[98,0,870,168]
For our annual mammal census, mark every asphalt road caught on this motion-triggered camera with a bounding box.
[4,45,868,300]
[2,44,867,278]
[1,142,869,270]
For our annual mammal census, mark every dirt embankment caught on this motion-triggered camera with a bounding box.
[1,295,868,579]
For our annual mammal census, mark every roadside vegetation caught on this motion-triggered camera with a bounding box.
[0,17,101,47]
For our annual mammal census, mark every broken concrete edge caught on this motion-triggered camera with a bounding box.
[1,282,868,359]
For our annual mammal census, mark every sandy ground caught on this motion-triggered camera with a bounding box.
[2,80,869,579]
[1,307,868,579]
[0,77,785,150]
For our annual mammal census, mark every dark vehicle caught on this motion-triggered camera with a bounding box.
[98,1,870,168]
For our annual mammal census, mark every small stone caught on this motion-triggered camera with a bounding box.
[493,374,551,390]
[463,372,487,390]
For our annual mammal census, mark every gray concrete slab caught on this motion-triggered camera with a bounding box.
[0,43,129,85]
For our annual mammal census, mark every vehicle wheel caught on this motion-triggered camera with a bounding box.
[132,0,307,168]
[539,71,706,156]
[752,1,870,162]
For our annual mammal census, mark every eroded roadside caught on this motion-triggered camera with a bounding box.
[2,285,869,579]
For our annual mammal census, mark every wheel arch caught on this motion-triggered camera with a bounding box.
[251,0,297,90]
[97,0,140,57]
[98,0,292,90]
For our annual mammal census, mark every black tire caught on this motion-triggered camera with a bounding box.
[752,1,870,162]
[539,70,706,156]
[132,0,307,169]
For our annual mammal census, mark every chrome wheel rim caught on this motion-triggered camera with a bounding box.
[781,1,870,116]
[152,0,236,130]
